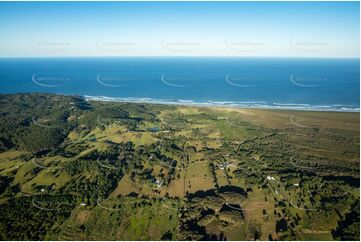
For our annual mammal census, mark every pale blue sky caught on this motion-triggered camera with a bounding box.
[0,1,359,57]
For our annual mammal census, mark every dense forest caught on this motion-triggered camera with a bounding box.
[0,93,359,240]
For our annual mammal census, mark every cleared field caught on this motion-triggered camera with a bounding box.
[0,93,359,241]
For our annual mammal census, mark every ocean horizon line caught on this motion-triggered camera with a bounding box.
[0,56,359,60]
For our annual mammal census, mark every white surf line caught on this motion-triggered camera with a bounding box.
[31,158,61,170]
[289,115,316,128]
[32,198,62,211]
[160,73,191,87]
[32,116,59,128]
[96,157,119,170]
[96,74,128,88]
[31,74,64,88]
[225,75,257,88]
[289,74,320,88]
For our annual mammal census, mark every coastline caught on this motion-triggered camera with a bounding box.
[84,95,360,113]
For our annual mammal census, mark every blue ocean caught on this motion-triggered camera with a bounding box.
[0,57,359,112]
